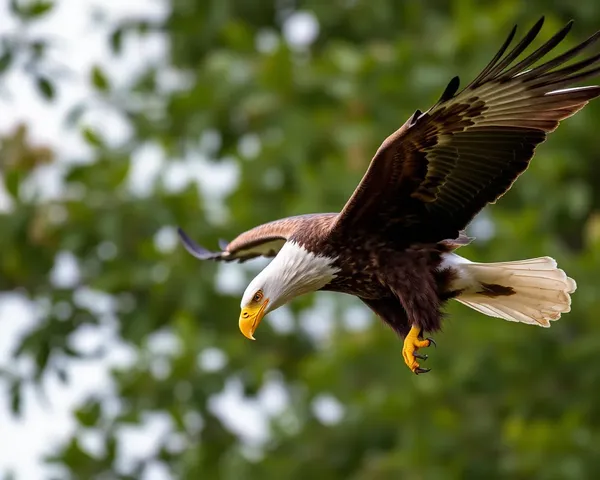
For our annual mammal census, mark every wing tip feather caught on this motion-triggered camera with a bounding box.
[437,76,460,104]
[177,227,223,261]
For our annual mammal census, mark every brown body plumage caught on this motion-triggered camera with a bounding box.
[179,18,597,374]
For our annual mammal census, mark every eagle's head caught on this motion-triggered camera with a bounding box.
[238,241,339,340]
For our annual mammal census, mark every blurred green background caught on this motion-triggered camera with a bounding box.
[2,0,600,479]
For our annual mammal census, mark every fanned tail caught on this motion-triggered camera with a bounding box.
[455,256,576,327]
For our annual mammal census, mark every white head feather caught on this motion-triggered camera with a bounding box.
[241,241,339,312]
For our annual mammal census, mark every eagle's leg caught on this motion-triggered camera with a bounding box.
[402,325,435,374]
[380,248,445,374]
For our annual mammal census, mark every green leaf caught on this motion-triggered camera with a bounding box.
[4,170,21,199]
[0,50,13,74]
[106,436,117,462]
[28,0,54,18]
[34,343,51,379]
[10,379,21,416]
[110,27,123,54]
[90,65,110,92]
[109,159,131,186]
[74,401,101,427]
[11,0,55,19]
[36,76,55,100]
[65,164,89,183]
[81,126,104,148]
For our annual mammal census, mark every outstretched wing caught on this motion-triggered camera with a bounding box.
[178,213,337,263]
[332,17,600,243]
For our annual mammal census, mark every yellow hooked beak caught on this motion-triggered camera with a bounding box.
[239,299,269,340]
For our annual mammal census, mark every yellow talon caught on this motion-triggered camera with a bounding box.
[402,326,434,374]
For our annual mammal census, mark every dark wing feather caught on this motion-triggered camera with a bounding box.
[331,17,600,243]
[178,213,337,263]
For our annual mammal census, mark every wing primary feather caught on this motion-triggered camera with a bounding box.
[537,66,600,92]
[483,16,546,81]
[519,30,600,80]
[409,109,423,127]
[531,53,600,86]
[177,227,222,260]
[501,20,573,79]
[437,76,460,104]
[467,23,518,89]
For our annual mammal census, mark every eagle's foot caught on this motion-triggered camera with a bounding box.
[402,326,435,375]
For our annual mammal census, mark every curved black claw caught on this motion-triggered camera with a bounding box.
[426,337,437,348]
[414,367,431,375]
[413,353,428,360]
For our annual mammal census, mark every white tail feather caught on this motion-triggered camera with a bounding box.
[453,256,576,327]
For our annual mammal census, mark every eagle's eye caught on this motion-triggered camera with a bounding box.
[253,291,263,303]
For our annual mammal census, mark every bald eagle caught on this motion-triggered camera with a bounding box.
[179,18,598,374]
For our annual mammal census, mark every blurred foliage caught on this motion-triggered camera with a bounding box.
[2,0,600,479]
